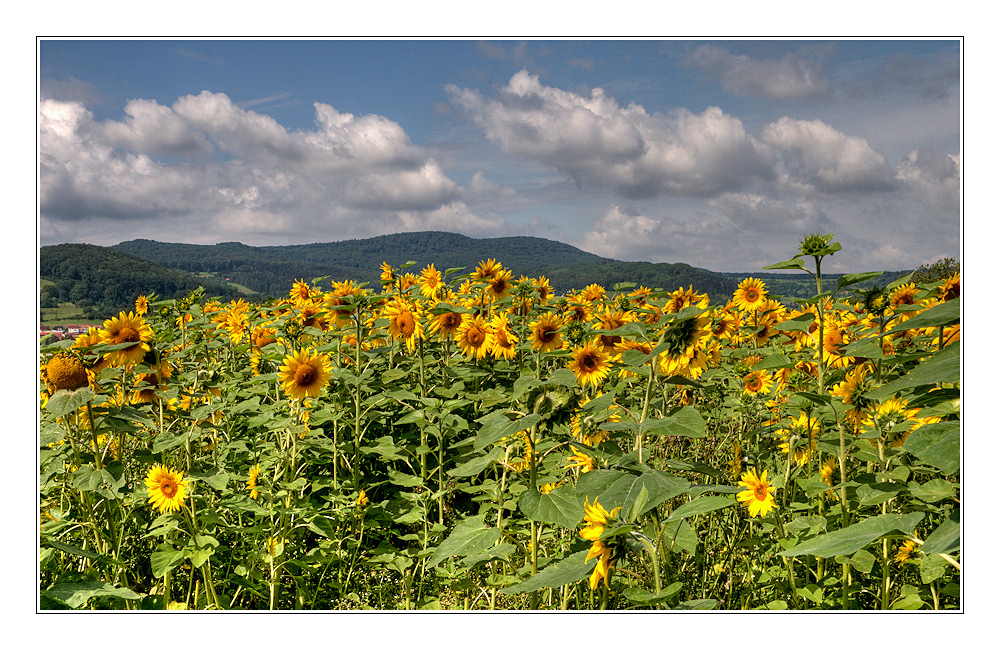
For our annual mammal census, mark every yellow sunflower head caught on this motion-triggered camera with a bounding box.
[529,312,564,352]
[568,339,611,388]
[736,468,777,518]
[733,278,768,313]
[456,314,494,359]
[430,308,464,341]
[99,311,154,367]
[145,465,189,514]
[278,348,332,400]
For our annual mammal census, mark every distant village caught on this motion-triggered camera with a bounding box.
[39,325,91,341]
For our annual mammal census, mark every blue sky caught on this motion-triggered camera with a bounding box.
[39,38,960,272]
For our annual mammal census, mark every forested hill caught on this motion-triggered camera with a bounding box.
[40,243,243,319]
[113,232,740,302]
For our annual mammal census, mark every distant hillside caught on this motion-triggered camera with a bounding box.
[40,243,245,321]
[113,232,740,302]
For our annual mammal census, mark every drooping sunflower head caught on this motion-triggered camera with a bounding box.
[99,311,154,367]
[44,352,90,392]
[145,465,189,514]
[278,348,332,400]
[568,339,611,388]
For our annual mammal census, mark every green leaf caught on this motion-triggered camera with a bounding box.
[189,467,229,492]
[866,344,959,401]
[835,271,883,291]
[387,470,423,488]
[774,313,816,333]
[666,495,735,521]
[151,543,186,578]
[779,512,925,558]
[45,387,96,417]
[903,421,959,475]
[919,553,949,584]
[500,549,594,594]
[425,515,502,569]
[448,446,503,477]
[763,257,807,271]
[921,509,960,555]
[623,582,682,605]
[856,482,906,507]
[474,411,540,451]
[883,298,960,337]
[841,336,885,359]
[41,579,143,608]
[661,519,698,554]
[752,353,794,370]
[575,469,689,520]
[519,484,582,529]
[908,479,956,504]
[674,598,718,610]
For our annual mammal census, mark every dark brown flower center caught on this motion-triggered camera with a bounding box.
[295,364,316,386]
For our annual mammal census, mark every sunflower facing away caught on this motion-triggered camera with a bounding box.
[737,468,777,518]
[278,348,332,400]
[568,339,611,388]
[247,464,261,500]
[145,465,189,514]
[99,311,154,366]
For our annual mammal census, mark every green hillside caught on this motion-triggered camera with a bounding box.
[40,243,247,322]
[113,232,740,302]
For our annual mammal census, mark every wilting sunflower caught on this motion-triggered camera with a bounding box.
[100,311,154,367]
[278,348,332,400]
[568,339,611,388]
[733,278,768,313]
[247,464,261,500]
[145,465,189,514]
[530,312,564,352]
[489,313,519,360]
[737,468,777,518]
[384,298,425,352]
[44,353,89,392]
[456,314,494,359]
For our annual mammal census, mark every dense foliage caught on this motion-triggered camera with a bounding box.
[38,235,960,610]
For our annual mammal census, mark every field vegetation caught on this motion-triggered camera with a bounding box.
[38,234,960,610]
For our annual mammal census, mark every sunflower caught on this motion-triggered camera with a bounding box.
[383,298,425,352]
[566,449,597,473]
[774,412,819,465]
[568,339,611,388]
[530,312,564,352]
[44,353,89,392]
[474,258,503,280]
[419,264,444,300]
[535,276,553,303]
[729,440,744,482]
[290,279,315,304]
[134,294,149,315]
[145,465,189,514]
[580,498,621,591]
[131,359,172,404]
[890,283,918,307]
[895,539,918,566]
[565,300,592,323]
[938,272,960,302]
[252,326,278,350]
[379,262,396,287]
[733,278,768,312]
[665,285,710,313]
[736,468,777,518]
[594,308,633,356]
[486,268,514,302]
[429,308,464,341]
[247,464,261,500]
[863,397,936,448]
[278,348,332,400]
[456,314,494,359]
[99,311,154,366]
[742,370,774,396]
[578,283,606,304]
[489,313,519,360]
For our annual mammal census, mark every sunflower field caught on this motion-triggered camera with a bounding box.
[38,234,961,610]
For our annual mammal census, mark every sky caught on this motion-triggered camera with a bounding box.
[38,38,961,273]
